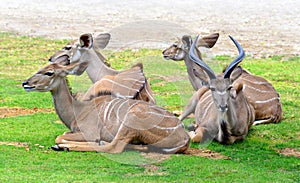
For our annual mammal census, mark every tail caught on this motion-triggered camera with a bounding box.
[219,120,231,144]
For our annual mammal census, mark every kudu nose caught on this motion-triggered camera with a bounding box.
[48,56,53,62]
[219,105,228,112]
[22,81,28,87]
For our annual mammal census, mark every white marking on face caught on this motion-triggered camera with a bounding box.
[71,49,81,62]
[216,91,226,95]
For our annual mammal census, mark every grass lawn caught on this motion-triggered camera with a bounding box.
[0,32,299,182]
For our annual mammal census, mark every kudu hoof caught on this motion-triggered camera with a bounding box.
[99,140,109,146]
[187,124,196,132]
[51,145,69,151]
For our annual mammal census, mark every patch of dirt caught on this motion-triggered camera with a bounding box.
[0,141,29,151]
[278,148,300,158]
[184,148,232,160]
[140,152,171,163]
[0,107,54,118]
[141,164,167,176]
[140,148,231,161]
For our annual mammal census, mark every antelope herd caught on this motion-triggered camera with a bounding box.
[22,32,282,154]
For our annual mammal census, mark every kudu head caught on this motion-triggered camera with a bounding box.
[162,33,219,61]
[189,35,245,113]
[48,33,111,66]
[22,62,88,92]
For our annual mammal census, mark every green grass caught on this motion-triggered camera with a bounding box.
[0,32,299,182]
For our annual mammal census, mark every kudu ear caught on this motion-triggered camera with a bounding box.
[63,62,89,76]
[193,68,209,86]
[196,33,219,48]
[94,33,111,49]
[230,66,243,83]
[181,35,192,50]
[79,33,93,49]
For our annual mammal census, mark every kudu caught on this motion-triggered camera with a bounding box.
[187,35,255,144]
[163,34,282,125]
[162,33,219,90]
[49,33,156,104]
[22,62,189,153]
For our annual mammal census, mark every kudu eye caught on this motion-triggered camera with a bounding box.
[64,46,72,50]
[227,86,233,91]
[173,44,178,48]
[210,87,216,91]
[45,71,54,76]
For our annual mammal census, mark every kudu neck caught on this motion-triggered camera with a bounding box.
[85,49,119,83]
[51,78,80,131]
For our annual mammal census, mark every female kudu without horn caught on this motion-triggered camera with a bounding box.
[22,62,189,153]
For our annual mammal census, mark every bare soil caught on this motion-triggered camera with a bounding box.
[0,141,29,151]
[184,148,232,160]
[0,0,299,58]
[0,107,53,118]
[278,148,300,158]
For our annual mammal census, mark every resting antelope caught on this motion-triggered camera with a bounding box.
[163,34,282,125]
[49,33,156,104]
[187,35,255,144]
[22,62,189,153]
[162,33,219,90]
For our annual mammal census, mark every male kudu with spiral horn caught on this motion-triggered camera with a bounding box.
[188,35,255,144]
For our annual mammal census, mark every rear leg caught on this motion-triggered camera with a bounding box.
[53,132,100,151]
[55,132,98,144]
[59,126,136,153]
[99,140,149,152]
[253,115,280,125]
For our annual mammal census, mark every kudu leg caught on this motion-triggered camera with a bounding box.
[54,131,149,153]
[228,135,247,144]
[55,141,149,153]
[179,87,208,121]
[188,127,206,143]
[53,132,101,151]
[99,141,149,152]
[253,119,273,125]
[59,126,135,153]
[179,92,199,120]
[55,132,98,144]
[93,126,137,153]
